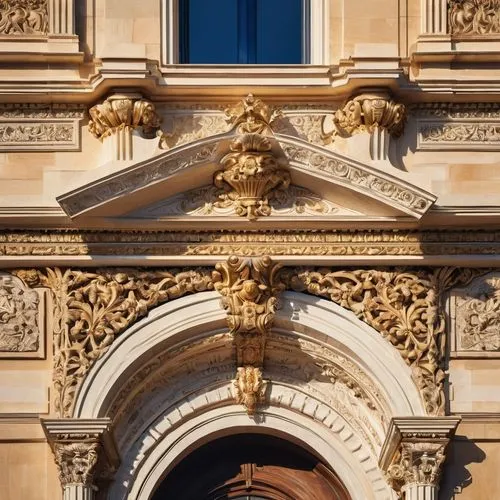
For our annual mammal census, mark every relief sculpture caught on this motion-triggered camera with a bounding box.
[449,0,500,35]
[0,0,48,35]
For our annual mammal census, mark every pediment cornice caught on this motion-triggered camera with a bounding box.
[56,132,436,223]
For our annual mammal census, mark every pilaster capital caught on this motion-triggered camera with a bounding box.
[379,417,460,495]
[42,418,120,487]
[334,92,407,138]
[88,93,161,141]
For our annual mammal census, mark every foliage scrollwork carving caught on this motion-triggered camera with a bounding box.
[16,267,214,417]
[280,267,484,416]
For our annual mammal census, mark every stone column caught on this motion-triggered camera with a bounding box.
[42,418,119,500]
[379,417,460,500]
[88,93,161,161]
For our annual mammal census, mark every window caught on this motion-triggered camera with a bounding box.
[178,0,307,64]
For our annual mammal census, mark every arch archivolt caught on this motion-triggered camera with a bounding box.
[21,259,477,499]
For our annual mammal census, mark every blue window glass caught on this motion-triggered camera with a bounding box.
[179,0,304,64]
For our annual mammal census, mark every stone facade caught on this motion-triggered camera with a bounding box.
[1,1,500,499]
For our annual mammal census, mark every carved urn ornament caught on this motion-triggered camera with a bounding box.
[334,93,407,138]
[214,94,291,219]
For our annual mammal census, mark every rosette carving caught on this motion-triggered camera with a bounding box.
[17,267,214,417]
[214,256,284,414]
[334,94,406,138]
[88,95,161,140]
[214,133,291,219]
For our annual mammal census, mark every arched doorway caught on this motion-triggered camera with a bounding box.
[151,433,351,500]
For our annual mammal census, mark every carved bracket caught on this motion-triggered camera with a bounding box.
[333,93,407,138]
[214,256,284,414]
[88,94,161,141]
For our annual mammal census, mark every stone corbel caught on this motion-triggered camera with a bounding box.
[332,93,406,165]
[379,417,460,499]
[214,256,284,415]
[88,93,161,161]
[42,418,120,500]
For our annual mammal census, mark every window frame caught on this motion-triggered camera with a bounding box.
[160,0,329,67]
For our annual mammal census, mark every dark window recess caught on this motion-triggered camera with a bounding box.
[179,0,304,64]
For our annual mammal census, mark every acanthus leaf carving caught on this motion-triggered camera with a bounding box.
[387,442,446,493]
[233,365,267,416]
[17,267,215,417]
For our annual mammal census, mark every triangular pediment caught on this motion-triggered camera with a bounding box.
[56,131,436,229]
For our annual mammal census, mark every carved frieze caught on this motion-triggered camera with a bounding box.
[88,95,161,141]
[0,104,84,151]
[415,102,500,150]
[449,0,500,35]
[0,271,42,357]
[214,133,291,219]
[333,94,406,138]
[4,229,500,258]
[449,272,500,354]
[0,0,48,35]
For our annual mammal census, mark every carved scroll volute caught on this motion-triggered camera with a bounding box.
[334,93,407,138]
[88,94,161,141]
[214,256,284,414]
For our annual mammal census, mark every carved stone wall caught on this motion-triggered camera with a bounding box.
[13,261,487,418]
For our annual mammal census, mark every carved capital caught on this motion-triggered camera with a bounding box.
[42,418,119,489]
[88,94,161,141]
[334,93,406,138]
[233,365,267,415]
[225,93,280,134]
[214,133,291,219]
[54,440,100,487]
[379,417,460,495]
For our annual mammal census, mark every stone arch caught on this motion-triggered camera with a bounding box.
[72,291,425,500]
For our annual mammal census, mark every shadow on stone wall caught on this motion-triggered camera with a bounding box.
[439,436,486,499]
